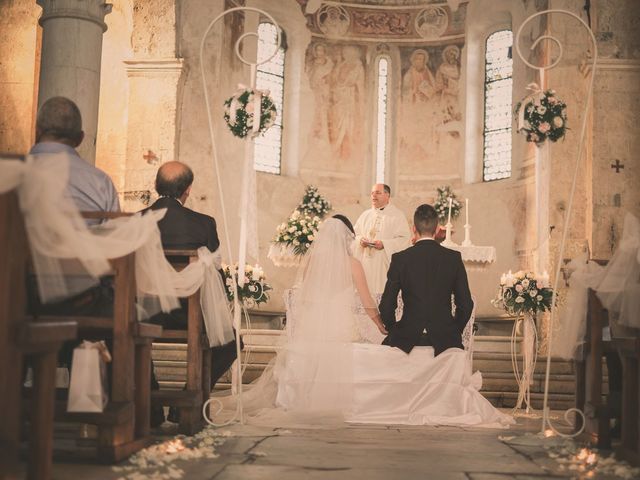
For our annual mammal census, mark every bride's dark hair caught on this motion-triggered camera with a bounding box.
[332,214,355,234]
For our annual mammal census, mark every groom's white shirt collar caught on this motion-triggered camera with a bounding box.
[415,236,435,243]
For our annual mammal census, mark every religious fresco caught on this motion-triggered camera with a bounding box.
[304,42,366,164]
[397,42,463,172]
[299,1,468,41]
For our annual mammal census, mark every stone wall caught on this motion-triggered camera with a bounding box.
[0,1,41,155]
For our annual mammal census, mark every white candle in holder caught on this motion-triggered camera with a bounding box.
[465,198,469,225]
[447,197,452,224]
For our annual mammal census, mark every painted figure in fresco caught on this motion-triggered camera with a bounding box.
[402,49,437,104]
[306,42,334,140]
[329,45,365,159]
[435,45,462,125]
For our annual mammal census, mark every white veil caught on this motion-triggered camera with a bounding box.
[275,218,356,415]
[210,217,357,424]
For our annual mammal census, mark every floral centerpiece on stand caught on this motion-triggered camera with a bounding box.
[221,263,271,309]
[492,270,553,413]
[515,88,567,145]
[492,270,553,316]
[297,185,331,217]
[273,210,320,256]
[268,185,331,266]
[433,185,462,225]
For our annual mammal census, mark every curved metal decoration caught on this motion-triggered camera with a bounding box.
[198,6,282,427]
[514,9,597,438]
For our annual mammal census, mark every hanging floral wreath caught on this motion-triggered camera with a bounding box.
[223,87,277,139]
[515,86,568,145]
[433,185,462,225]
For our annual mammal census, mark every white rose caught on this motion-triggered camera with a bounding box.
[515,296,525,303]
[536,295,543,301]
[515,284,524,293]
[536,105,547,114]
[288,227,296,233]
[308,234,314,241]
[293,239,300,245]
[521,279,530,288]
[529,289,538,297]
[553,116,564,128]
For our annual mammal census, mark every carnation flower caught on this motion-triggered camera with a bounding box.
[538,122,551,133]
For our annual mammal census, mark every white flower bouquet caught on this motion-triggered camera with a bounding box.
[297,185,331,217]
[515,89,567,144]
[223,88,277,139]
[492,270,553,316]
[221,262,271,308]
[433,185,462,224]
[273,210,320,256]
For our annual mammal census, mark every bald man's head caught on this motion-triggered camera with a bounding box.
[155,161,194,200]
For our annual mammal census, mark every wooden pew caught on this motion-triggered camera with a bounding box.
[151,249,211,435]
[20,211,163,463]
[0,187,77,480]
[575,288,614,448]
[612,332,640,465]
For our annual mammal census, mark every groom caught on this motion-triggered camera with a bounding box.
[379,204,473,356]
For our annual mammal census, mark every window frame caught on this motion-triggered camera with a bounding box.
[482,28,513,182]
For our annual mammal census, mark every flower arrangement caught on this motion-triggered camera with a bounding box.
[273,210,320,256]
[223,88,277,139]
[221,263,271,308]
[433,185,462,224]
[492,270,553,316]
[297,185,331,217]
[515,89,567,144]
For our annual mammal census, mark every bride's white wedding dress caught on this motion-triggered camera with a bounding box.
[213,218,512,428]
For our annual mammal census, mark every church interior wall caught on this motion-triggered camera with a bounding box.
[1,0,638,317]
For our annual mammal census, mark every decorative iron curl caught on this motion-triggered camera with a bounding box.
[199,7,283,427]
[514,9,597,438]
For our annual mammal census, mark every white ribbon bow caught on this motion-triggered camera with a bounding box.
[229,84,271,137]
[516,82,544,132]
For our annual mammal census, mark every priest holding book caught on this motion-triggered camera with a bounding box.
[353,184,411,295]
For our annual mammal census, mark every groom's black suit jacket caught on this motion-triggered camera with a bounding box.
[379,239,473,356]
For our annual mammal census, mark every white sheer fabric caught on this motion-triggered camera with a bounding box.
[0,154,234,347]
[276,218,357,416]
[551,213,640,359]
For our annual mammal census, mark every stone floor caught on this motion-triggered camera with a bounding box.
[23,412,638,479]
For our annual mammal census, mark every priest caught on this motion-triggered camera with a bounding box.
[353,184,411,295]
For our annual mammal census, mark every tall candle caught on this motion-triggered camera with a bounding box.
[465,198,469,225]
[447,197,452,224]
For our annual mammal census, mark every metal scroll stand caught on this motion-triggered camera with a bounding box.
[514,9,597,437]
[198,6,282,427]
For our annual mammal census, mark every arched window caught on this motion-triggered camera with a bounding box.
[375,56,390,184]
[483,30,513,181]
[254,22,285,174]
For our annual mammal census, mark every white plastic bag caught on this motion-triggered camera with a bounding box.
[67,340,111,413]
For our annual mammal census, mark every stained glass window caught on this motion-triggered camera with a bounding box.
[483,30,513,181]
[254,22,285,174]
[375,57,389,184]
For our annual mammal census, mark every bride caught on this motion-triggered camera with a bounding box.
[212,215,513,428]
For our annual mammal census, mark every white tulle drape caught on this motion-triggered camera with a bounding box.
[552,213,640,359]
[276,218,356,416]
[1,154,234,347]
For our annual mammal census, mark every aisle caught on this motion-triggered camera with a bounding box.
[33,412,636,479]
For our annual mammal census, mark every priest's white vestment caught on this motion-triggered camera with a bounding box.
[353,203,410,295]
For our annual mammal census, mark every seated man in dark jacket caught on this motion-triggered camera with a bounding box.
[145,161,241,424]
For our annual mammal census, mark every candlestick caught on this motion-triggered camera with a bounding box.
[465,198,469,225]
[447,197,452,225]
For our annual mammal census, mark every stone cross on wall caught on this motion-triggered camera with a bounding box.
[611,159,624,173]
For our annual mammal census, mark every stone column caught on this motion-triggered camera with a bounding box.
[36,0,112,164]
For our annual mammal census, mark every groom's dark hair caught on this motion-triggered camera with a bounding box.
[332,214,355,234]
[413,204,438,236]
